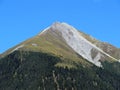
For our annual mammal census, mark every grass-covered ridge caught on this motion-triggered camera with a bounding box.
[1,29,93,68]
[16,30,93,68]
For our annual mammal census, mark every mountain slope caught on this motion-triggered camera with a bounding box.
[79,31,120,60]
[1,23,92,68]
[0,22,120,90]
[2,22,119,67]
[0,51,120,90]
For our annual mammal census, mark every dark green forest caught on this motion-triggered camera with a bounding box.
[0,51,120,90]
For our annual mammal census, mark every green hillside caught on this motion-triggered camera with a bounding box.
[1,29,92,68]
[0,51,119,90]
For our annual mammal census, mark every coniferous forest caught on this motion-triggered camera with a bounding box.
[0,51,120,90]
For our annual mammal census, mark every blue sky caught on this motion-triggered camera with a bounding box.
[0,0,120,53]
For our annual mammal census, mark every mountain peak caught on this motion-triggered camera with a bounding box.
[37,22,119,67]
[2,22,119,67]
[39,22,75,35]
[0,22,120,90]
[52,21,70,26]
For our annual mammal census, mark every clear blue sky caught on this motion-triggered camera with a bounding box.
[0,0,120,53]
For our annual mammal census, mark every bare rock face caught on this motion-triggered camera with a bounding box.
[40,22,118,67]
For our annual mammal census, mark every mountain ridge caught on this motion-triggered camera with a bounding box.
[39,22,119,66]
[0,22,120,90]
[1,22,120,67]
[78,31,120,59]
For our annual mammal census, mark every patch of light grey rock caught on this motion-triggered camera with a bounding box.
[32,43,38,47]
[11,45,24,53]
[51,22,118,67]
[40,22,118,67]
[39,26,50,35]
[118,60,120,63]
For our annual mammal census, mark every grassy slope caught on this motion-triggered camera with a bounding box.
[21,31,92,68]
[2,29,119,68]
[1,30,92,69]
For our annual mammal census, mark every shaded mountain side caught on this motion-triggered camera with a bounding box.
[0,51,119,90]
[78,31,120,59]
